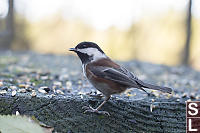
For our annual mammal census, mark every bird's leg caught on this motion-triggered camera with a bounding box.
[82,96,110,116]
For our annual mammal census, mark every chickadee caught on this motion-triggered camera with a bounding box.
[69,42,172,115]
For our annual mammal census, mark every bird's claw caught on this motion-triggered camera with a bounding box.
[82,105,110,116]
[82,105,93,110]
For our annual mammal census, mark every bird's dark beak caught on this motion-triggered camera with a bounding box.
[69,48,76,52]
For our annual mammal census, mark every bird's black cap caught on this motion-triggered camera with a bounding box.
[75,42,104,54]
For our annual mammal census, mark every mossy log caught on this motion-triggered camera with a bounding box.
[0,93,185,133]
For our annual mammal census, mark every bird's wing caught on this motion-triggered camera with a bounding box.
[89,65,140,87]
[88,65,172,93]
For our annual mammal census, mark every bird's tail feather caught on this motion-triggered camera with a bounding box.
[136,80,172,94]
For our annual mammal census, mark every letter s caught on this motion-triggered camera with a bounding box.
[188,103,198,116]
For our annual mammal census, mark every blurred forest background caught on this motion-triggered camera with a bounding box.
[0,0,200,70]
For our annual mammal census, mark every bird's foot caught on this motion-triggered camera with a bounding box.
[82,105,110,116]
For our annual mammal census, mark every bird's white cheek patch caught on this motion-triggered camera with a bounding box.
[77,48,107,61]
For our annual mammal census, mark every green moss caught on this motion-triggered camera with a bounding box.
[98,115,105,119]
[0,73,14,78]
[30,78,43,86]
[0,102,12,114]
[0,56,19,67]
[0,64,6,69]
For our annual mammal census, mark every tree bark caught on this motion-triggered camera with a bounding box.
[182,0,192,65]
[0,0,14,50]
[0,94,186,133]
